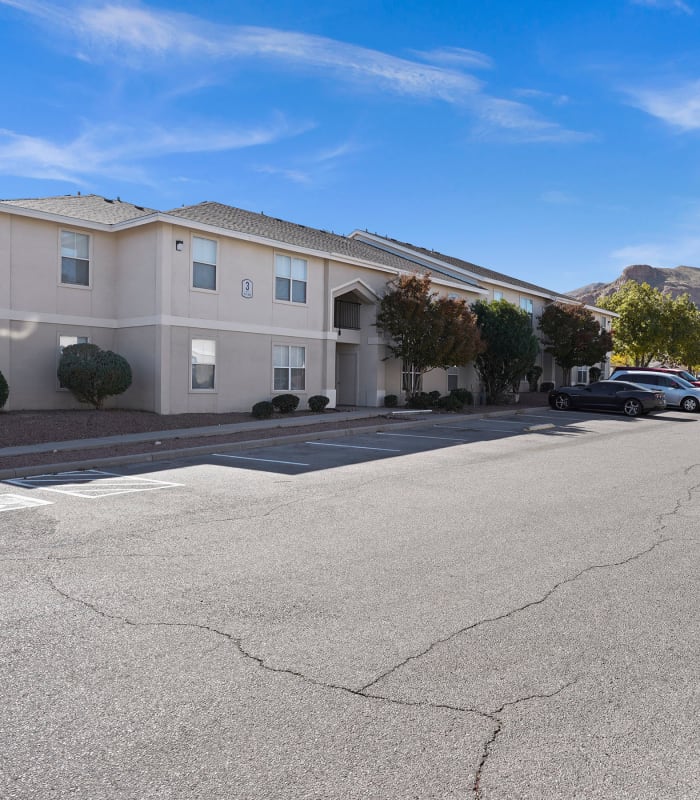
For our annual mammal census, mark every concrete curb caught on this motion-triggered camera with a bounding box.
[0,406,550,479]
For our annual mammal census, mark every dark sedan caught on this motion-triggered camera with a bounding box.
[548,380,666,417]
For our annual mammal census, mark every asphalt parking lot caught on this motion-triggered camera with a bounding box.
[1,407,699,799]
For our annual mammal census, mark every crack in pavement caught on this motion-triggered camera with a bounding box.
[472,679,579,799]
[39,473,700,798]
[357,534,671,694]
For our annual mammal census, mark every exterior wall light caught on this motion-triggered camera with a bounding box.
[175,240,184,251]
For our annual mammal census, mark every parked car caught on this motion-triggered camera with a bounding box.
[610,365,700,387]
[610,370,700,412]
[548,380,666,417]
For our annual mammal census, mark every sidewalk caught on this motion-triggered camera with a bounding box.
[0,402,550,479]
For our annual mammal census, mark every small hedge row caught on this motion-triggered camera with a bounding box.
[251,394,330,418]
[384,388,473,411]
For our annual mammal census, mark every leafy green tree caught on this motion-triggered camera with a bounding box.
[661,293,700,369]
[597,281,668,366]
[472,299,539,403]
[376,273,483,396]
[57,343,132,409]
[538,302,613,386]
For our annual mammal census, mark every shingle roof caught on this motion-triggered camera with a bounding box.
[166,202,481,288]
[0,194,156,224]
[355,232,580,300]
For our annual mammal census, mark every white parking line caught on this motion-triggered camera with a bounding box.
[213,454,310,466]
[0,494,53,512]
[305,441,401,452]
[6,470,182,498]
[377,432,468,442]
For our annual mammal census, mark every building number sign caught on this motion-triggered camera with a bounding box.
[241,279,253,298]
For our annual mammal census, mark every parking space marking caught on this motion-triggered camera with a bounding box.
[6,470,182,498]
[213,454,311,466]
[0,494,54,512]
[305,441,402,452]
[377,432,469,442]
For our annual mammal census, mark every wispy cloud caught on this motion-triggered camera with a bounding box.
[2,0,587,142]
[629,0,693,15]
[611,238,700,265]
[515,88,570,106]
[412,46,494,70]
[0,117,309,183]
[626,80,700,130]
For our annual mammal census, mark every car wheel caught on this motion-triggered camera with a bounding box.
[680,396,699,412]
[623,398,642,417]
[554,393,570,411]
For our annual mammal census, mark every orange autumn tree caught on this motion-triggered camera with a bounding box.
[376,273,483,397]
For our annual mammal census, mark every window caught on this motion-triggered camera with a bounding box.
[59,335,89,351]
[576,367,589,384]
[493,290,503,301]
[275,255,307,303]
[520,297,533,315]
[273,345,305,391]
[447,366,459,392]
[402,362,420,394]
[191,339,216,390]
[58,335,89,388]
[192,237,217,291]
[61,231,90,286]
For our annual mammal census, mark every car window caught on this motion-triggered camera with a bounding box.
[628,373,656,385]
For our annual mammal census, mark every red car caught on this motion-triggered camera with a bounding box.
[610,366,700,387]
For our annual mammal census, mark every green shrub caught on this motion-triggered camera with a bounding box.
[407,391,440,409]
[438,393,464,411]
[271,393,299,414]
[540,381,555,392]
[450,388,473,405]
[0,370,8,409]
[57,343,132,409]
[251,400,274,419]
[308,395,330,412]
[383,394,398,408]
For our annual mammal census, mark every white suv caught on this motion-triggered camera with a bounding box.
[611,371,700,412]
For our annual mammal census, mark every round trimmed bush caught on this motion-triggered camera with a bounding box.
[383,394,398,408]
[271,393,299,414]
[308,395,330,412]
[251,400,274,419]
[57,343,132,409]
[0,369,8,409]
[449,388,473,406]
[438,393,464,411]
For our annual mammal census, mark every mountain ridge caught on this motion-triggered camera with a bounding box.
[567,264,700,307]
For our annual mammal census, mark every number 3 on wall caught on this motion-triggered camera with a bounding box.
[241,279,253,298]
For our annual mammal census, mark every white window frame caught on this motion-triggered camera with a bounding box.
[59,230,91,288]
[402,362,421,394]
[274,254,307,304]
[57,334,90,389]
[493,290,503,301]
[191,338,216,391]
[576,366,589,384]
[192,236,218,292]
[273,344,306,392]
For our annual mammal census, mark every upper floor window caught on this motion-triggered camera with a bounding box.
[275,255,307,303]
[520,297,533,316]
[493,290,503,301]
[191,338,216,390]
[193,237,217,291]
[61,231,90,286]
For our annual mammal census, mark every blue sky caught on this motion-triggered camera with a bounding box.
[3,0,700,292]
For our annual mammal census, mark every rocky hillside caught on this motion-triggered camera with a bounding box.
[568,264,700,306]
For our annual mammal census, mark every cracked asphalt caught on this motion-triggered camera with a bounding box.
[1,409,699,799]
